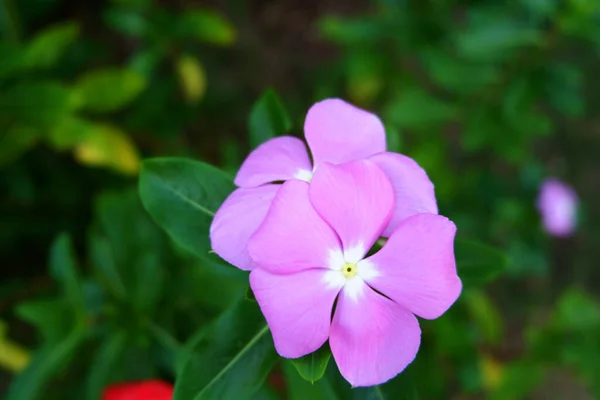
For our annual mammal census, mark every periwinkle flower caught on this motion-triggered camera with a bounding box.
[537,178,578,237]
[210,99,437,270]
[247,160,461,386]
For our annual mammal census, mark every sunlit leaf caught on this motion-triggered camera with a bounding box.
[74,68,146,112]
[74,124,140,175]
[177,9,236,46]
[290,343,331,383]
[176,54,207,104]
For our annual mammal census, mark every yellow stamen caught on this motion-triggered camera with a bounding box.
[342,262,358,279]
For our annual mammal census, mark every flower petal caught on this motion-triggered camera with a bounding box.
[309,160,394,262]
[235,136,312,187]
[363,213,461,320]
[209,185,279,270]
[369,152,438,236]
[250,268,343,358]
[537,178,578,237]
[329,279,421,387]
[304,99,386,168]
[248,180,342,274]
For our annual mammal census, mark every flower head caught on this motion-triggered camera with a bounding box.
[102,380,173,400]
[210,99,437,270]
[247,160,461,387]
[537,178,578,237]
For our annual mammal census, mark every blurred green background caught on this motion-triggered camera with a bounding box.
[1,0,600,399]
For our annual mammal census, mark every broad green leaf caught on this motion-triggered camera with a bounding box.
[73,123,140,175]
[283,361,337,400]
[177,9,236,46]
[74,68,146,112]
[455,238,508,286]
[47,115,94,151]
[291,343,331,383]
[85,331,128,400]
[24,22,79,69]
[552,288,600,330]
[248,89,292,149]
[0,82,73,126]
[176,54,207,104]
[6,326,87,400]
[89,233,126,299]
[174,299,278,400]
[104,7,148,38]
[49,233,87,321]
[138,158,234,259]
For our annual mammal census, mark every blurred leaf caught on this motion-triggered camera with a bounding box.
[176,54,207,104]
[291,343,331,383]
[0,42,26,78]
[0,125,39,166]
[74,68,146,112]
[346,52,384,105]
[49,233,87,321]
[319,16,385,45]
[455,12,543,60]
[15,300,71,343]
[104,7,147,38]
[0,82,73,126]
[0,321,30,373]
[553,288,600,330]
[24,22,79,69]
[283,361,336,400]
[544,63,585,117]
[174,299,278,400]
[85,331,128,400]
[47,115,94,150]
[132,251,164,313]
[178,9,236,46]
[455,238,508,286]
[138,158,234,259]
[6,326,87,400]
[89,234,126,299]
[489,361,545,400]
[74,123,140,175]
[248,89,292,149]
[464,290,504,345]
[384,88,456,130]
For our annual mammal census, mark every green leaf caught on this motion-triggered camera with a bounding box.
[283,361,337,400]
[74,68,146,112]
[138,158,234,259]
[6,326,87,400]
[85,331,128,400]
[553,288,600,330]
[15,300,72,343]
[24,22,79,69]
[0,125,39,166]
[455,238,508,286]
[177,9,236,46]
[0,82,73,126]
[291,343,331,383]
[489,360,545,400]
[384,88,457,130]
[248,89,292,149]
[49,233,87,320]
[174,299,278,400]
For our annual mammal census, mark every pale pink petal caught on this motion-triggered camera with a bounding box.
[537,178,578,237]
[363,213,461,320]
[330,279,421,387]
[250,268,343,358]
[369,152,438,237]
[304,99,386,168]
[235,136,312,187]
[209,185,279,270]
[309,160,393,262]
[248,180,342,274]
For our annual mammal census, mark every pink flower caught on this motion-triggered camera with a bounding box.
[210,99,437,270]
[537,178,578,237]
[247,160,461,387]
